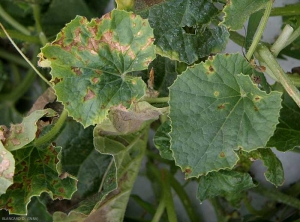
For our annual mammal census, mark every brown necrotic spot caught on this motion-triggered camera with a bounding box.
[71,67,82,76]
[52,77,62,84]
[217,103,226,110]
[11,138,21,145]
[253,96,262,102]
[220,152,225,158]
[208,55,214,60]
[92,77,99,84]
[254,106,258,111]
[209,66,214,72]
[131,14,136,19]
[84,89,96,101]
[184,167,192,174]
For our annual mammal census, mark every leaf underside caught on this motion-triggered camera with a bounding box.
[169,53,282,178]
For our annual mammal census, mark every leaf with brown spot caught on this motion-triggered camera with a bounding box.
[2,109,57,151]
[0,143,77,215]
[0,142,15,195]
[169,53,282,178]
[39,10,156,127]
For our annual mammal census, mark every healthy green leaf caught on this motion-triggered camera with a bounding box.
[39,9,156,127]
[169,53,282,178]
[267,92,300,151]
[197,170,256,202]
[153,120,173,160]
[0,144,77,215]
[41,0,93,37]
[136,0,229,64]
[241,148,284,186]
[1,109,57,151]
[149,55,178,97]
[220,0,269,31]
[26,195,52,222]
[0,142,15,195]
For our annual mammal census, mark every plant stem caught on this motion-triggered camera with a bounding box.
[243,193,263,216]
[151,197,165,222]
[0,23,52,87]
[246,0,273,60]
[283,26,300,48]
[0,4,30,35]
[0,29,40,43]
[256,43,300,107]
[0,59,36,102]
[33,109,68,147]
[32,3,48,45]
[161,169,178,222]
[270,24,294,57]
[270,3,300,17]
[0,49,29,68]
[229,31,246,47]
[169,173,200,222]
[209,198,228,222]
[253,186,300,209]
[143,97,169,104]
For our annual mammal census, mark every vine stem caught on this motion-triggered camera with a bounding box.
[33,109,68,148]
[270,24,294,57]
[162,169,178,222]
[270,3,300,17]
[0,4,30,35]
[283,26,300,48]
[0,23,53,88]
[246,0,273,60]
[151,197,166,222]
[256,43,300,107]
[32,3,48,45]
[252,186,300,209]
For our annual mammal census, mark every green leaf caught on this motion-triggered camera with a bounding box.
[169,53,282,178]
[0,142,15,195]
[1,109,57,151]
[150,55,178,97]
[39,10,156,127]
[240,148,284,186]
[0,144,77,215]
[197,170,256,202]
[153,120,173,160]
[41,0,93,37]
[220,0,269,31]
[136,0,229,64]
[267,92,300,151]
[26,195,52,222]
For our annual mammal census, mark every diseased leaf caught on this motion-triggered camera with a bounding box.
[169,53,282,178]
[136,0,229,64]
[1,109,57,151]
[39,10,156,127]
[267,92,300,151]
[220,0,269,31]
[54,125,147,221]
[0,142,15,195]
[116,0,134,11]
[197,170,256,202]
[154,120,173,160]
[55,120,113,198]
[0,144,77,215]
